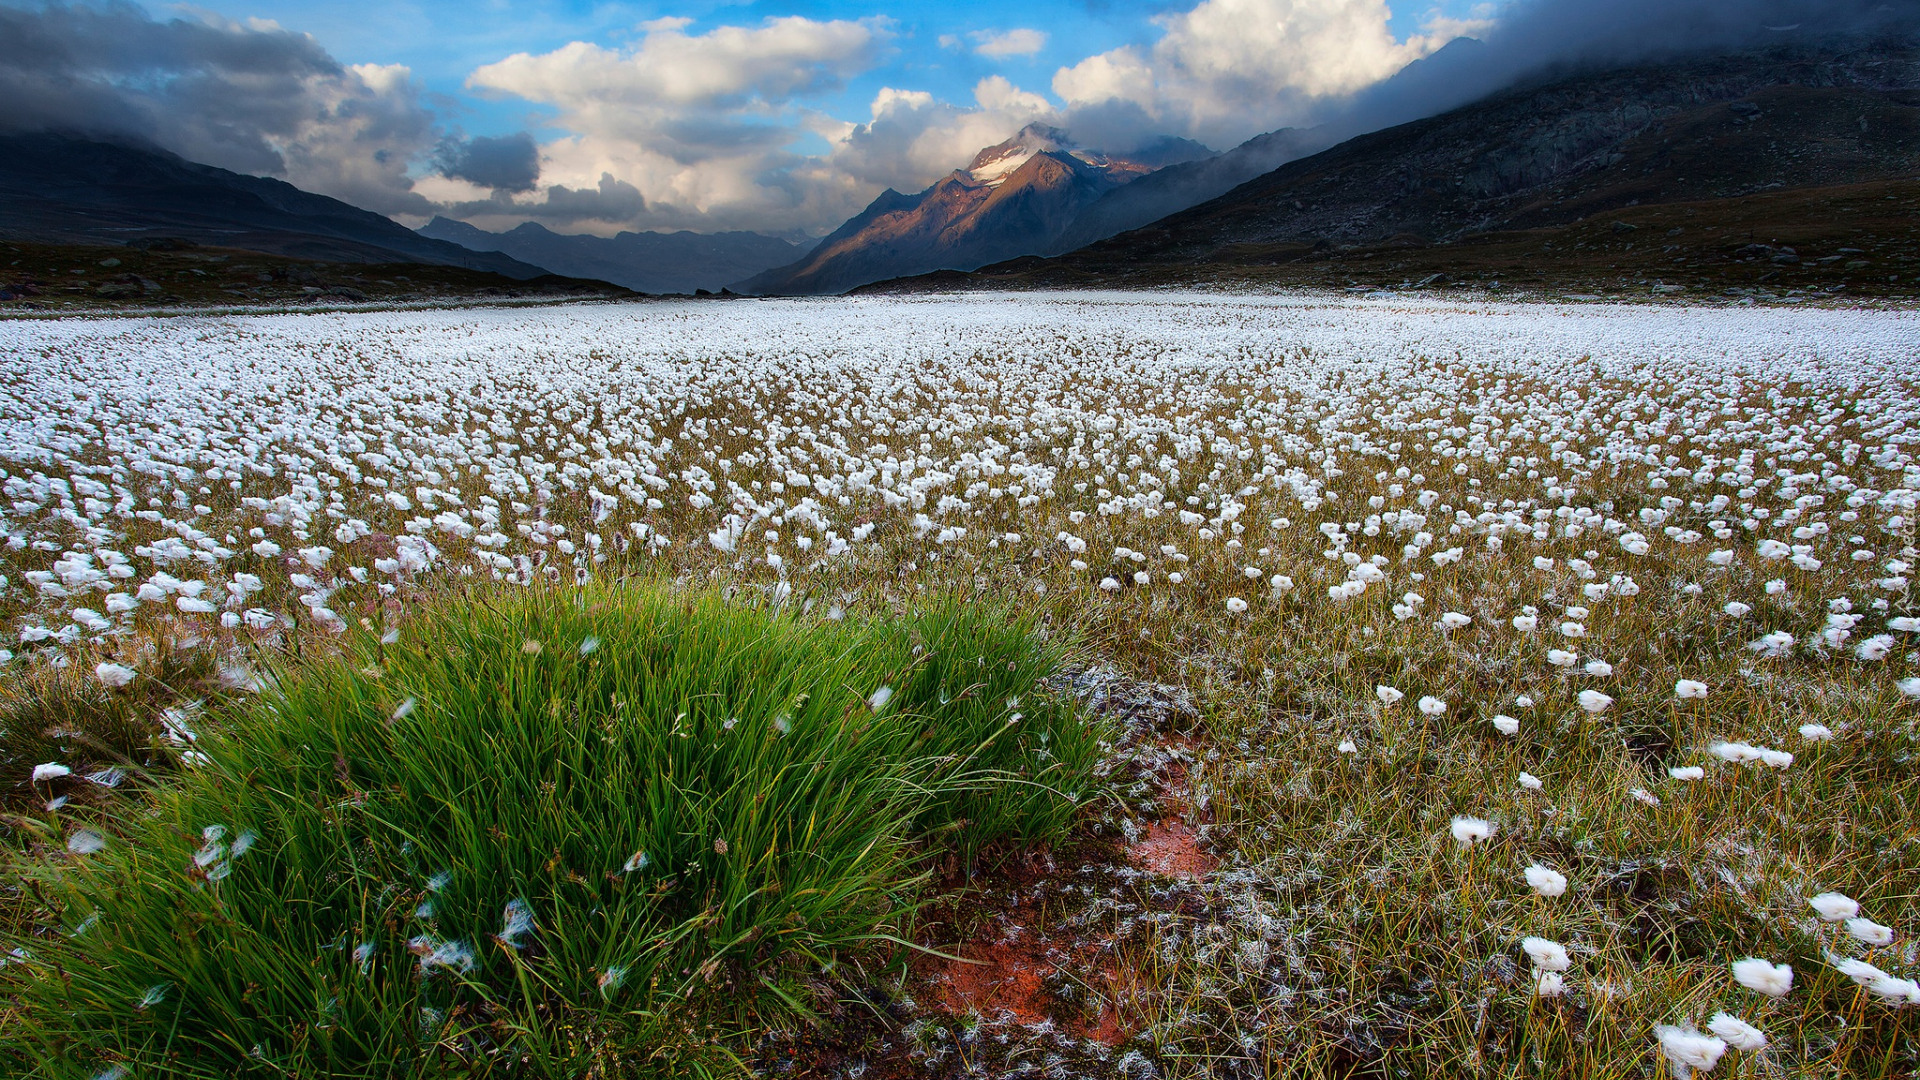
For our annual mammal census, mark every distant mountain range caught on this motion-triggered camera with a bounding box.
[0,133,549,279]
[416,218,803,295]
[733,126,1213,296]
[868,38,1920,297]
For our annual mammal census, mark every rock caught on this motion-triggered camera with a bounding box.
[1770,253,1801,265]
[1650,283,1686,295]
[320,286,367,301]
[1043,665,1198,737]
[98,258,120,268]
[93,281,142,299]
[1611,221,1638,233]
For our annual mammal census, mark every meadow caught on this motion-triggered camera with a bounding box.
[1,292,1918,1078]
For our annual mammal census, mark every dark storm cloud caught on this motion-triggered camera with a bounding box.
[0,1,546,217]
[437,131,541,192]
[0,0,345,174]
[1336,0,1919,135]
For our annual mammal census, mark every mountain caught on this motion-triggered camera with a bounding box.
[416,219,803,295]
[1041,38,1502,256]
[0,133,553,279]
[734,125,1212,296]
[868,38,1920,298]
[1041,128,1330,257]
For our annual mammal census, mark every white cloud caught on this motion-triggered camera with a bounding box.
[468,17,889,109]
[456,16,904,233]
[971,28,1049,58]
[1053,0,1485,146]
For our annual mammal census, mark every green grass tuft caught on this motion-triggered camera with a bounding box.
[0,583,1100,1078]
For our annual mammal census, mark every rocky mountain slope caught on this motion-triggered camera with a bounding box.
[417,218,801,295]
[873,39,1920,297]
[734,126,1209,295]
[0,133,552,278]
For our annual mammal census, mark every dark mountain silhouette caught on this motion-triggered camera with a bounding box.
[0,132,553,278]
[416,218,802,295]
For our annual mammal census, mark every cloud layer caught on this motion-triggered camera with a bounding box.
[0,1,441,215]
[3,0,1910,237]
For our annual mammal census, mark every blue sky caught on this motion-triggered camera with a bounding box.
[19,0,1505,234]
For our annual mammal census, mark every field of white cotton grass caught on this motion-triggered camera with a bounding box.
[2,292,1919,1078]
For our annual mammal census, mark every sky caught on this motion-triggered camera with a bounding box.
[0,0,1890,238]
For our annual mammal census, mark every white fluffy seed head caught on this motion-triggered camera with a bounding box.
[1654,1025,1727,1076]
[1521,936,1571,972]
[1809,892,1860,921]
[1524,863,1567,897]
[1449,816,1494,846]
[1730,958,1792,998]
[1706,1014,1767,1053]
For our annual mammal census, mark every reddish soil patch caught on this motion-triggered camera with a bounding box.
[1127,815,1217,880]
[1124,747,1219,881]
[919,937,1125,1044]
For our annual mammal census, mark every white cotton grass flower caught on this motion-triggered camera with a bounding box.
[1524,863,1568,897]
[67,829,107,855]
[1534,969,1567,998]
[1438,611,1471,629]
[1576,689,1613,714]
[1547,648,1579,667]
[391,697,417,723]
[1225,596,1249,613]
[1758,748,1793,769]
[1517,771,1544,791]
[1709,741,1760,763]
[498,898,536,948]
[1674,679,1709,700]
[1809,892,1860,921]
[1491,714,1520,735]
[1375,685,1404,706]
[1631,787,1661,806]
[623,849,650,873]
[1730,958,1793,998]
[1868,975,1920,1005]
[1834,957,1890,987]
[1901,677,1920,699]
[1521,936,1571,972]
[1847,917,1894,947]
[1417,696,1447,716]
[1654,1025,1727,1079]
[1514,695,1534,709]
[868,685,893,711]
[1337,739,1357,754]
[1798,723,1834,742]
[1450,816,1495,846]
[32,762,71,783]
[578,636,600,656]
[1669,765,1705,780]
[94,662,135,688]
[1706,1014,1768,1053]
[1583,659,1613,677]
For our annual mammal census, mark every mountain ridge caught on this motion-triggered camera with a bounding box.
[862,38,1920,299]
[416,218,802,295]
[734,125,1210,296]
[0,132,553,279]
